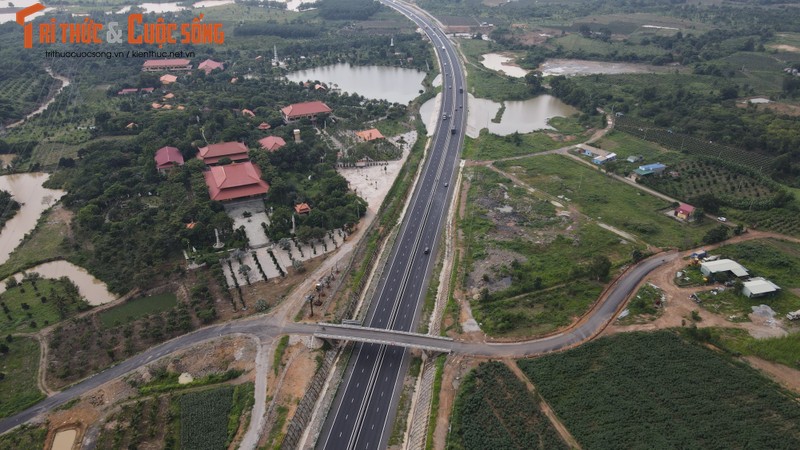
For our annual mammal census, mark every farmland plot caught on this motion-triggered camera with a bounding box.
[519,332,800,449]
[180,386,234,450]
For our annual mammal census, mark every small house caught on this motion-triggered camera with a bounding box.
[356,128,385,142]
[203,162,270,201]
[160,74,178,85]
[118,88,138,95]
[196,142,249,165]
[634,163,667,177]
[742,277,780,298]
[154,146,184,172]
[593,153,617,165]
[258,122,271,131]
[294,203,311,215]
[258,136,286,152]
[674,203,695,221]
[627,155,643,163]
[142,58,191,72]
[198,59,224,75]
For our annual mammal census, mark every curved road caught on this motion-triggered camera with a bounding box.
[0,250,674,436]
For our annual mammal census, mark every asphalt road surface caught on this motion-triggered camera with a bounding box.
[315,2,468,448]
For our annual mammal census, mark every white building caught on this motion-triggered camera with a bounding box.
[700,259,749,278]
[742,277,780,298]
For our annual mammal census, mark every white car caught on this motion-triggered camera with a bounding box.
[717,217,727,222]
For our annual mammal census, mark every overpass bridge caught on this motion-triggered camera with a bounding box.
[313,323,453,354]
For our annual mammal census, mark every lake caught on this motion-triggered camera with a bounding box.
[286,63,426,104]
[481,53,529,78]
[0,173,66,264]
[420,94,577,138]
[0,260,116,306]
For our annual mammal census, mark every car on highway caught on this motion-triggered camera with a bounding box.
[442,114,448,120]
[424,247,430,254]
[444,182,449,187]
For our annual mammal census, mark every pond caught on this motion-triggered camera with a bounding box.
[50,428,77,450]
[538,59,675,77]
[420,94,577,138]
[0,173,66,264]
[481,53,529,78]
[0,260,116,306]
[286,63,426,104]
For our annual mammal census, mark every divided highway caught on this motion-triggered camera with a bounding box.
[316,1,467,448]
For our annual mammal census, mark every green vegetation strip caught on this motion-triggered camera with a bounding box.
[518,331,800,449]
[0,337,45,418]
[0,424,47,449]
[99,293,178,328]
[424,355,445,450]
[273,335,290,376]
[447,362,567,450]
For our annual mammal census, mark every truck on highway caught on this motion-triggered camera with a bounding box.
[451,127,456,134]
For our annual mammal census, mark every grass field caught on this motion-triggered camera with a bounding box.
[462,166,639,337]
[0,278,90,335]
[474,281,604,337]
[462,129,567,160]
[98,293,178,328]
[518,331,800,449]
[448,362,567,450]
[496,154,718,248]
[0,208,72,281]
[458,39,533,101]
[712,328,800,370]
[593,130,674,161]
[0,337,45,418]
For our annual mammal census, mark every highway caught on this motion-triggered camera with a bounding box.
[316,1,467,448]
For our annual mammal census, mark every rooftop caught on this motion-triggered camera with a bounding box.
[143,59,191,68]
[281,101,332,118]
[743,277,781,295]
[258,136,286,152]
[700,259,749,277]
[356,128,385,141]
[203,162,270,201]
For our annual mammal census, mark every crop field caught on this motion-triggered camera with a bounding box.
[641,159,785,210]
[0,71,60,125]
[448,362,567,450]
[0,337,44,418]
[180,386,234,450]
[0,277,90,335]
[99,293,179,328]
[549,34,666,60]
[518,331,800,449]
[720,52,790,94]
[727,207,800,237]
[0,424,47,449]
[615,117,776,172]
[461,166,638,337]
[495,155,718,247]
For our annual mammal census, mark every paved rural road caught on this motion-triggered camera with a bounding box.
[315,1,468,449]
[0,252,674,437]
